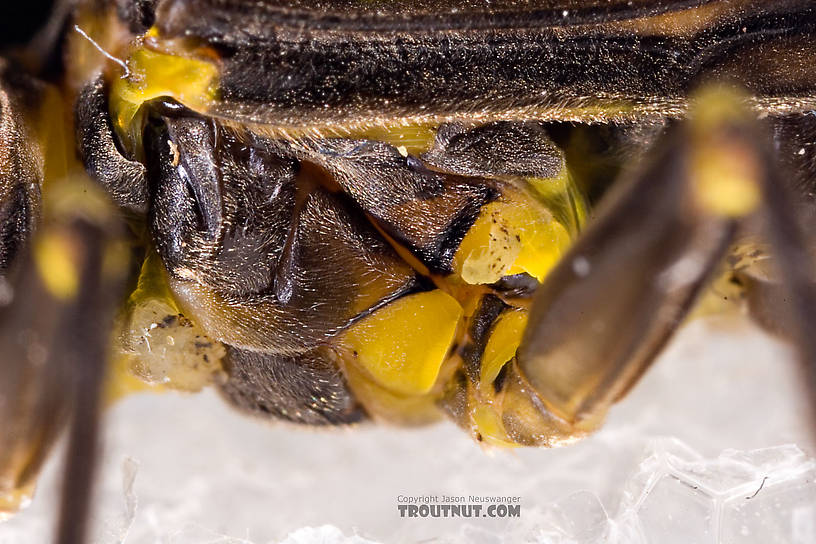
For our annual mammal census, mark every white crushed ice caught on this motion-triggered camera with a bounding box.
[1,315,815,543]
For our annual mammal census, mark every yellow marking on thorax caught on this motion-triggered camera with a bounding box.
[480,310,528,387]
[453,187,571,285]
[340,289,463,396]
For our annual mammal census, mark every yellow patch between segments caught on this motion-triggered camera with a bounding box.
[358,124,437,156]
[340,290,463,396]
[109,251,225,398]
[480,310,529,386]
[527,168,587,236]
[454,189,571,284]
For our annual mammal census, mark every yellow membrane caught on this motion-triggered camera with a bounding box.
[110,46,219,147]
[454,188,571,284]
[340,290,463,396]
[108,251,225,400]
[527,168,587,236]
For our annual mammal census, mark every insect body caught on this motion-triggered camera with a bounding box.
[2,1,816,542]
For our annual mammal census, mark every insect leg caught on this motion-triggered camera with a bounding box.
[514,91,759,437]
[0,180,127,543]
[49,194,127,544]
[750,123,816,424]
[0,61,53,517]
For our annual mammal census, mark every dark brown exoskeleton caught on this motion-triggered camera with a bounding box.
[2,1,816,542]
